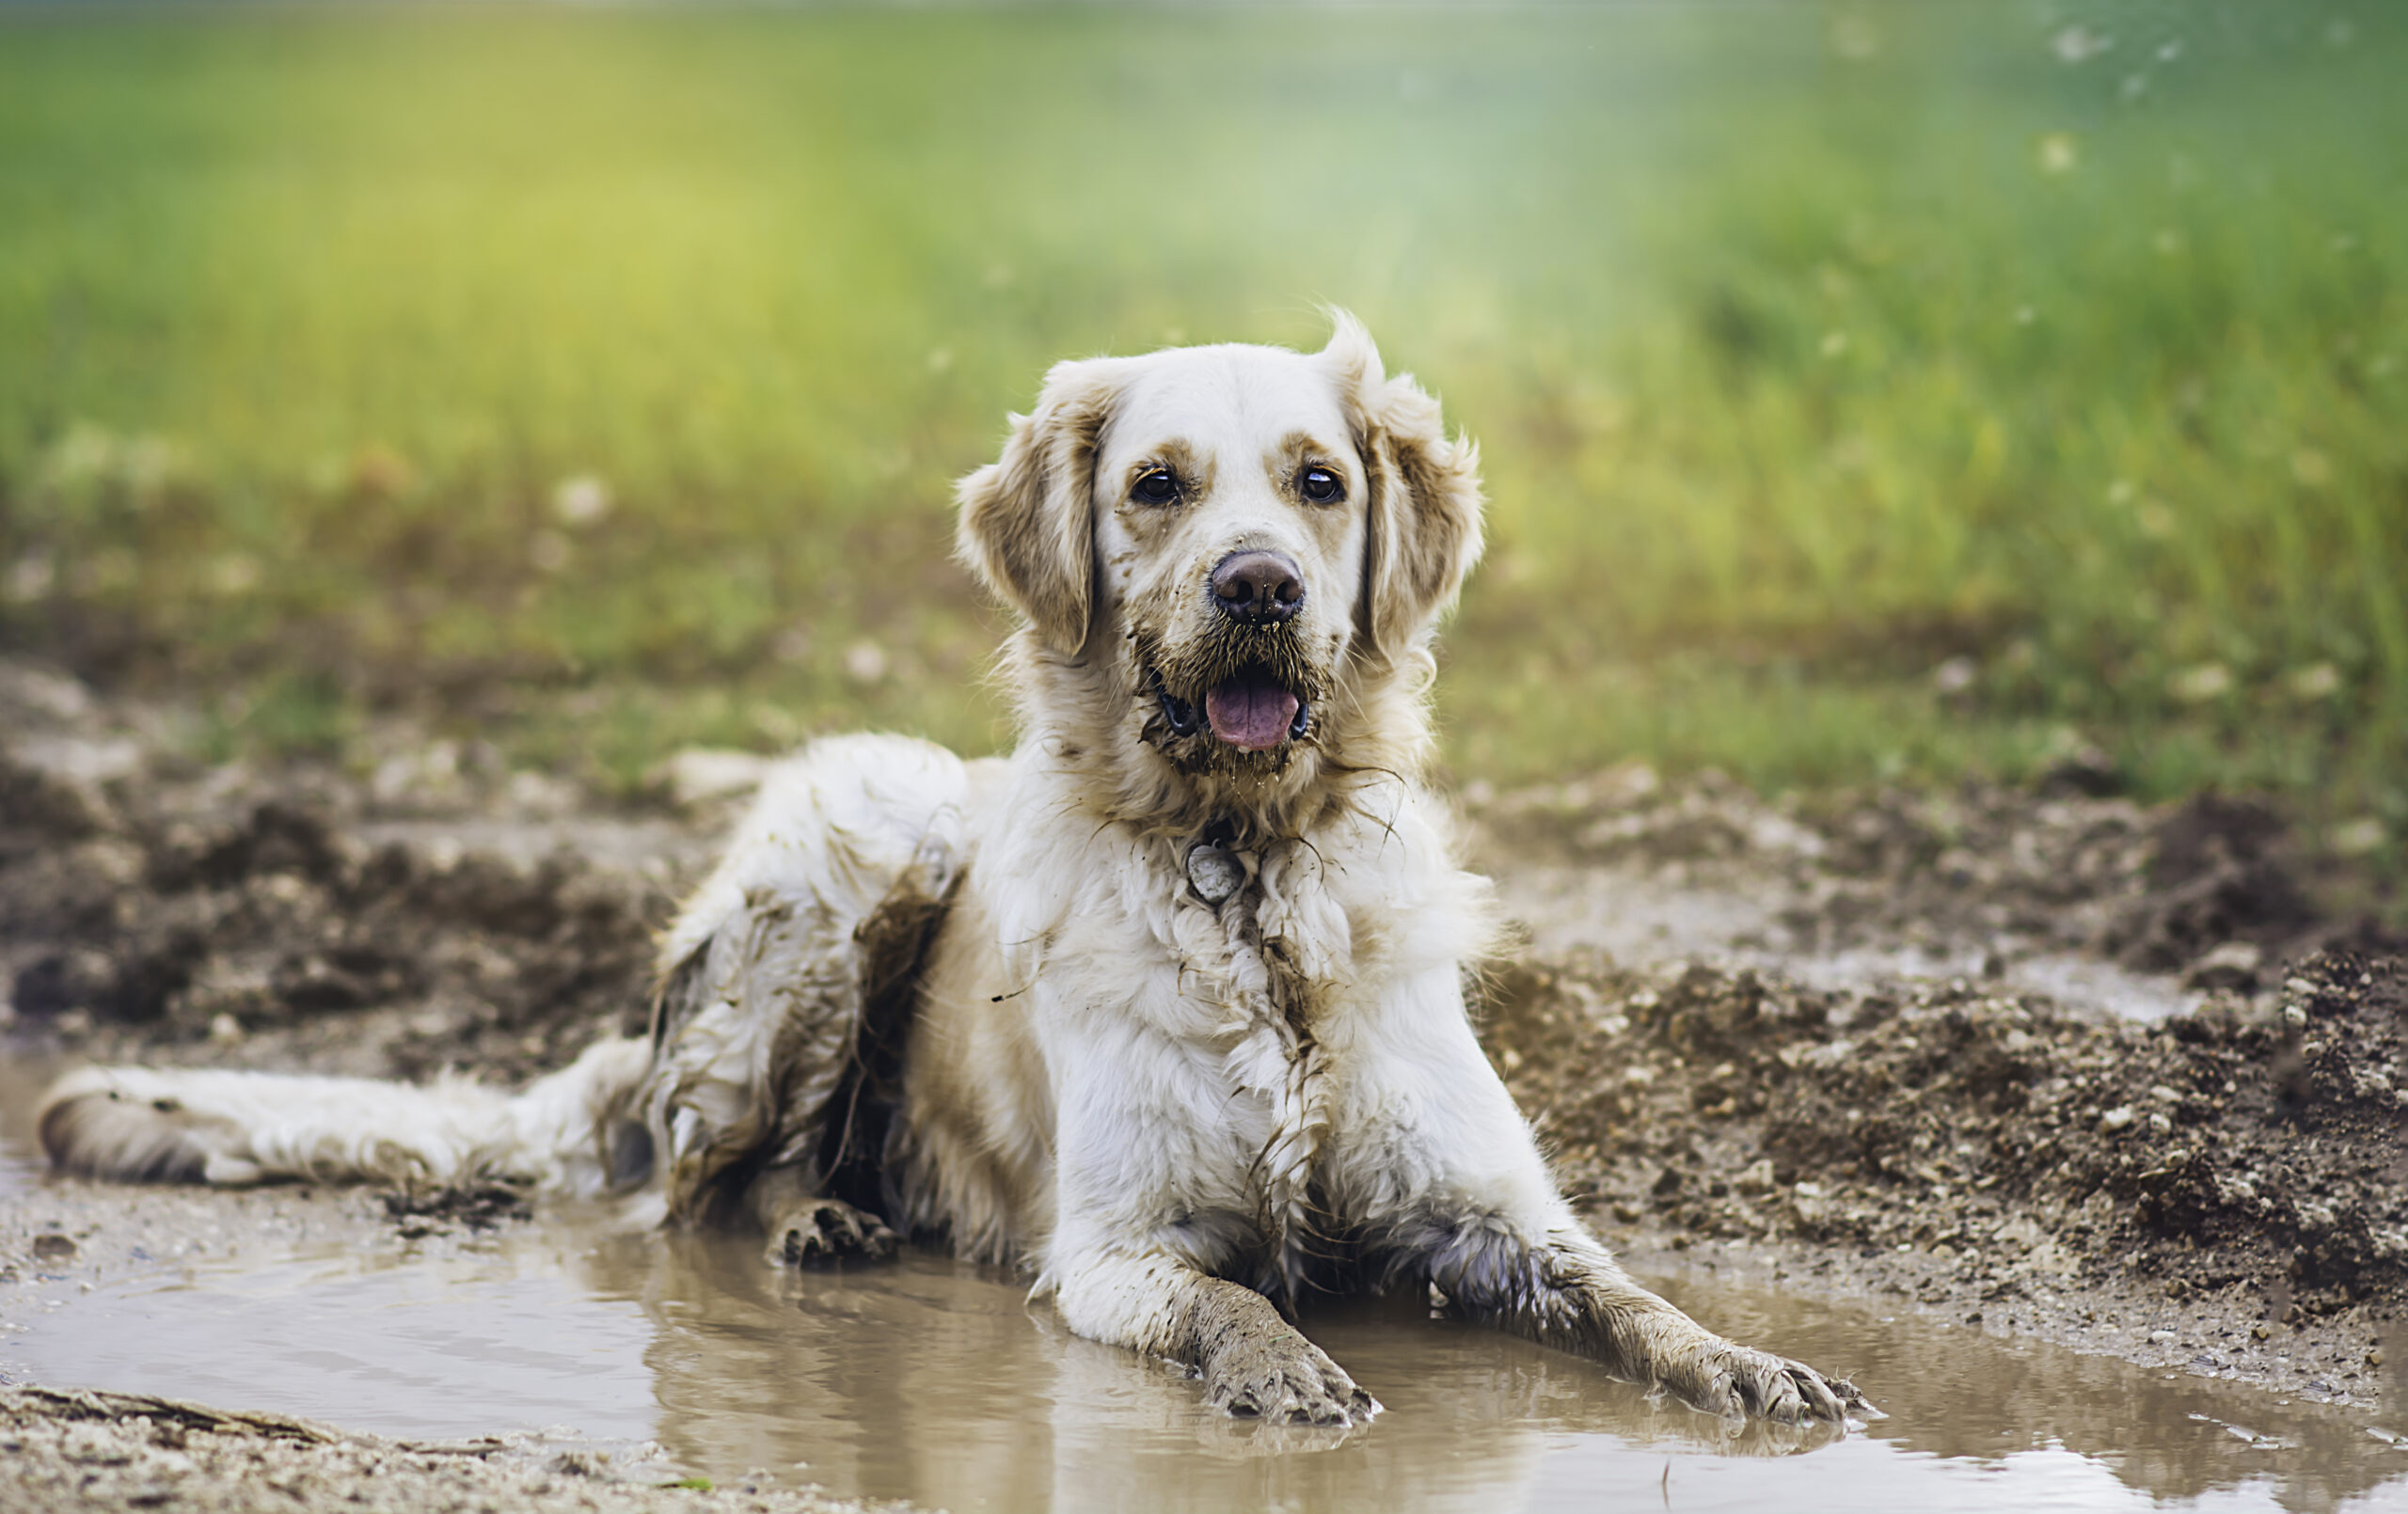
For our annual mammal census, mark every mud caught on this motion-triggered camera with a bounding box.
[1479,952,2408,1411]
[0,660,711,1086]
[1460,765,2408,1413]
[4,655,2408,1505]
[1471,764,2402,1001]
[0,1386,893,1514]
[383,1183,536,1237]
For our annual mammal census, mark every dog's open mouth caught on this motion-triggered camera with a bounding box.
[1154,666,1310,751]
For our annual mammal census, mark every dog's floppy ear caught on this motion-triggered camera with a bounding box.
[1326,312,1485,661]
[956,357,1124,658]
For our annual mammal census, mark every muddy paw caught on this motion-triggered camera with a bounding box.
[1685,1339,1872,1425]
[767,1198,899,1269]
[1204,1328,1380,1427]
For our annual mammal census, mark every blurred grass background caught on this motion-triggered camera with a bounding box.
[0,1,2400,842]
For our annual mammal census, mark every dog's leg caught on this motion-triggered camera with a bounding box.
[1050,1249,1377,1426]
[1329,964,1873,1424]
[1037,1028,1374,1425]
[1417,1217,1865,1425]
[645,733,966,1234]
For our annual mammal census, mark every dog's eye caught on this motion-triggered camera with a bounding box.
[1132,469,1180,506]
[1299,466,1343,504]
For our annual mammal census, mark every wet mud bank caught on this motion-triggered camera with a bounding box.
[3,655,2405,1492]
[0,1386,892,1514]
[1465,767,2407,1413]
[1481,951,2407,1411]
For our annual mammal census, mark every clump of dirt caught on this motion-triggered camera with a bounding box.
[1480,948,2408,1402]
[381,1185,534,1238]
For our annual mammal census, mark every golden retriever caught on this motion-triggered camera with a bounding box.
[43,316,1868,1428]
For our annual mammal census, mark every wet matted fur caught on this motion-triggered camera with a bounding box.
[41,316,1872,1428]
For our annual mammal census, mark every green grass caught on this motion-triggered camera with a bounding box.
[0,2,2401,839]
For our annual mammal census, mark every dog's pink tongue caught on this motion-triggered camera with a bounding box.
[1205,673,1298,751]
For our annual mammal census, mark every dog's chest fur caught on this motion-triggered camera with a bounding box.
[1163,836,1342,1292]
[913,759,1497,1297]
[1000,814,1369,1283]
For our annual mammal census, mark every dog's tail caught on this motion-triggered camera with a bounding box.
[37,1036,656,1196]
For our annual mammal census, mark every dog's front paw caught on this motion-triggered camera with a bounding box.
[1202,1325,1379,1427]
[1671,1337,1871,1425]
[766,1198,899,1269]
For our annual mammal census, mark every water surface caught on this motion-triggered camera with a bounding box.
[8,1154,2405,1509]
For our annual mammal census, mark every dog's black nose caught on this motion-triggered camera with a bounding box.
[1210,551,1306,624]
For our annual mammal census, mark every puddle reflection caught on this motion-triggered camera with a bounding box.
[578,1230,2404,1513]
[594,1235,1850,1514]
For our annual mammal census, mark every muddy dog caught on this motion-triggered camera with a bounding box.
[42,316,1871,1428]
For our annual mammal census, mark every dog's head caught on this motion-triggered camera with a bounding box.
[958,314,1481,819]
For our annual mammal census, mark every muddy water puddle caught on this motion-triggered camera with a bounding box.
[5,1096,2405,1511]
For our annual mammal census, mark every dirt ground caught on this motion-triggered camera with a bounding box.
[1469,770,2407,1411]
[0,1383,896,1514]
[3,654,2405,1504]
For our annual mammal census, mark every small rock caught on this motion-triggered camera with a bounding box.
[1994,1215,2050,1254]
[1930,656,1977,696]
[551,475,611,527]
[0,663,95,719]
[2184,940,2264,992]
[842,639,890,686]
[31,1234,75,1262]
[2099,1106,2136,1132]
[2169,662,2233,702]
[2331,816,2387,858]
